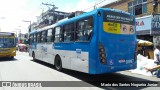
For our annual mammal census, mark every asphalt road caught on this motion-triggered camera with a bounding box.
[0,51,159,90]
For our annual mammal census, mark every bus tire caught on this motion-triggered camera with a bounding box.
[32,52,36,61]
[10,56,14,59]
[55,55,62,71]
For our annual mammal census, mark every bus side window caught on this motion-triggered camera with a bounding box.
[76,21,84,41]
[47,29,53,42]
[64,23,74,42]
[55,26,63,42]
[41,30,47,43]
[33,33,37,43]
[86,18,93,41]
[45,30,48,42]
[37,32,42,43]
[76,16,93,42]
[52,28,55,42]
[29,34,33,44]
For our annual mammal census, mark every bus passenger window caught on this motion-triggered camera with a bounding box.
[47,29,53,42]
[37,32,42,43]
[29,35,34,44]
[52,30,55,42]
[76,17,93,42]
[55,27,63,42]
[64,23,74,42]
[41,31,47,43]
[33,33,37,43]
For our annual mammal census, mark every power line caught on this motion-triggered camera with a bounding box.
[42,2,58,10]
[24,2,44,21]
[82,0,106,12]
[26,5,42,21]
[26,0,58,21]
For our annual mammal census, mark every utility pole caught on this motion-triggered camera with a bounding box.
[41,2,58,24]
[42,2,58,10]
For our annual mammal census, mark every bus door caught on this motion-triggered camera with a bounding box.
[41,31,49,62]
[44,29,55,64]
[36,32,43,60]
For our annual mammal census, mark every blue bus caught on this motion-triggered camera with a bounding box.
[29,8,137,74]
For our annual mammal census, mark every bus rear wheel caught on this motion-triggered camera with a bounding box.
[55,56,62,71]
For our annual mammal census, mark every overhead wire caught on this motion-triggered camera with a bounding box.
[27,0,107,22]
[82,0,106,12]
[26,0,57,21]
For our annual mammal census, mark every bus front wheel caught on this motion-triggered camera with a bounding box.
[55,56,62,71]
[10,56,14,59]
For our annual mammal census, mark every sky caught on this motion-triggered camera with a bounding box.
[0,0,117,34]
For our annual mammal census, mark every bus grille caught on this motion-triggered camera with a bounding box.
[0,49,10,53]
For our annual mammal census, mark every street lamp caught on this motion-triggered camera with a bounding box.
[15,29,21,38]
[15,29,22,44]
[22,20,31,32]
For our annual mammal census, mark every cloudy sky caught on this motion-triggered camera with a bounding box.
[0,0,117,34]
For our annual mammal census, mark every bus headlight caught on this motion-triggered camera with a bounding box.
[13,50,16,53]
[99,43,107,64]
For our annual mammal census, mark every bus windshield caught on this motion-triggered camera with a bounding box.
[103,10,135,35]
[0,37,15,48]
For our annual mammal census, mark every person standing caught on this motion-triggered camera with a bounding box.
[144,44,160,77]
[154,45,160,65]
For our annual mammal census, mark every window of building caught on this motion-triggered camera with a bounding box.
[76,17,93,42]
[64,23,74,42]
[55,27,63,42]
[128,0,147,15]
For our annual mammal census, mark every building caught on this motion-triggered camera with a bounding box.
[29,22,38,32]
[18,33,28,44]
[37,9,69,29]
[102,0,160,47]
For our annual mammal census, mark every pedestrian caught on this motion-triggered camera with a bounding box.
[154,44,160,65]
[145,65,160,78]
[25,46,28,52]
[145,65,160,71]
[83,32,88,41]
[146,44,160,76]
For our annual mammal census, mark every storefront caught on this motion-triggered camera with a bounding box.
[136,15,153,42]
[136,14,160,48]
[151,14,160,48]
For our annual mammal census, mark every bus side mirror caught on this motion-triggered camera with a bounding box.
[15,38,18,44]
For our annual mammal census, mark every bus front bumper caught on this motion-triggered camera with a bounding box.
[0,51,16,58]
